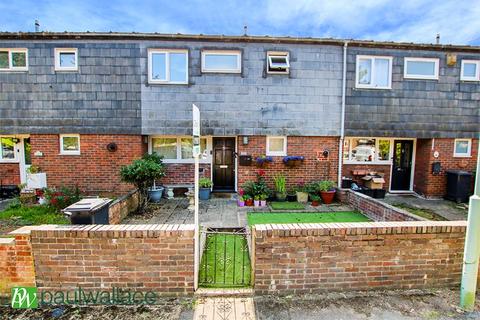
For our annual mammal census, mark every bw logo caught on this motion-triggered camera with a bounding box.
[11,287,38,309]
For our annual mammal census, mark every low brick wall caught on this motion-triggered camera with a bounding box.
[344,190,421,221]
[0,231,36,296]
[108,189,139,224]
[9,224,194,297]
[253,221,469,295]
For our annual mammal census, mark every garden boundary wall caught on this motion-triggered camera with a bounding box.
[108,189,139,224]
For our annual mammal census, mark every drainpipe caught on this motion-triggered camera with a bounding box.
[337,41,348,188]
[460,139,480,311]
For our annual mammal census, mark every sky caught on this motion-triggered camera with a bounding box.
[0,0,479,45]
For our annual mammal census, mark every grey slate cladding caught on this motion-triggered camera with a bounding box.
[345,47,480,138]
[0,42,141,134]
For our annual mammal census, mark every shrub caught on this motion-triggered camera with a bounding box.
[318,180,336,192]
[44,186,82,211]
[199,178,213,188]
[120,153,166,213]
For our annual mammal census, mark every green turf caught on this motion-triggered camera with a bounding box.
[247,211,370,226]
[199,233,251,288]
[270,201,305,210]
[0,204,69,225]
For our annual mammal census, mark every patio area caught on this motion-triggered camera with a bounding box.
[122,195,356,227]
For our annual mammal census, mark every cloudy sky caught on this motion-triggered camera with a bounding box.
[0,0,479,45]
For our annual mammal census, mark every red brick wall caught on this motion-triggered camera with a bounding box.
[414,138,478,197]
[342,164,391,190]
[238,136,339,190]
[0,233,36,296]
[29,224,194,296]
[30,134,145,195]
[0,163,20,186]
[160,163,211,185]
[254,221,468,295]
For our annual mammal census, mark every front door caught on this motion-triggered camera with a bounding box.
[19,137,31,184]
[212,137,235,192]
[391,140,413,191]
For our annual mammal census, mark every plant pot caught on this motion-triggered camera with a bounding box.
[320,191,336,205]
[237,200,245,207]
[199,188,211,200]
[148,186,164,203]
[275,192,287,202]
[245,198,254,206]
[255,162,269,168]
[260,200,267,207]
[286,194,296,202]
[254,200,260,207]
[285,160,302,168]
[296,191,309,203]
[311,200,320,206]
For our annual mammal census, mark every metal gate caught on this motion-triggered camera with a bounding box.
[198,228,252,288]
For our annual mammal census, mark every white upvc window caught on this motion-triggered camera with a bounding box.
[453,139,472,157]
[0,136,18,162]
[150,136,211,163]
[267,51,290,74]
[355,55,392,89]
[148,49,188,84]
[0,48,28,71]
[266,136,287,156]
[343,137,393,164]
[55,48,78,71]
[404,57,439,80]
[60,134,80,155]
[201,50,241,73]
[460,60,480,81]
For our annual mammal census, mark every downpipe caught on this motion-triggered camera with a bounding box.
[337,41,348,188]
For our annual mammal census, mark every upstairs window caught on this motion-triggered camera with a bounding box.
[461,60,480,81]
[60,134,80,155]
[355,55,392,89]
[266,136,287,156]
[201,50,241,73]
[0,137,16,161]
[404,57,439,80]
[454,139,472,157]
[0,49,28,71]
[267,51,290,74]
[55,48,78,71]
[148,49,188,84]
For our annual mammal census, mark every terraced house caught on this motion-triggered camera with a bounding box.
[0,32,478,197]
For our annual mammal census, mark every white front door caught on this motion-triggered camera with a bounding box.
[18,137,31,185]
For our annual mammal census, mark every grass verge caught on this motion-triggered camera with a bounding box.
[0,204,69,227]
[270,201,305,210]
[247,211,370,226]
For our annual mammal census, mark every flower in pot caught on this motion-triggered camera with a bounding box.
[244,194,253,206]
[310,194,321,206]
[273,174,287,201]
[237,189,245,207]
[283,155,305,168]
[199,177,213,200]
[294,181,309,203]
[255,155,273,168]
[260,194,268,207]
[318,180,336,205]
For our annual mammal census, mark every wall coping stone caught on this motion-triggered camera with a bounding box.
[0,237,15,245]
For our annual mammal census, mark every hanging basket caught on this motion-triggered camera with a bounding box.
[283,156,305,168]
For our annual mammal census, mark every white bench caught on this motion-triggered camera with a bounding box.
[163,184,194,199]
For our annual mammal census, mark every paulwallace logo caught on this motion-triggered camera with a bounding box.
[11,287,38,309]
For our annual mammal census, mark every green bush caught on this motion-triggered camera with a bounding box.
[44,186,82,211]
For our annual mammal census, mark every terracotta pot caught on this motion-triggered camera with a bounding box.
[245,198,254,206]
[311,200,320,206]
[320,191,336,204]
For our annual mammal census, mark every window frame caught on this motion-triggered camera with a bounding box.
[266,136,287,156]
[266,51,290,74]
[0,48,28,72]
[147,49,189,84]
[54,48,78,71]
[343,137,394,164]
[453,139,472,158]
[460,60,480,81]
[59,134,81,155]
[149,136,211,163]
[355,55,393,89]
[0,136,19,163]
[201,50,242,74]
[403,57,439,80]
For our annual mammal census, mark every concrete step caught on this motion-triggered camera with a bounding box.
[195,288,254,297]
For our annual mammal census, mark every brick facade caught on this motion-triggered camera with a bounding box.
[237,136,339,190]
[160,163,211,185]
[30,134,145,195]
[253,221,469,295]
[414,138,478,197]
[0,162,20,186]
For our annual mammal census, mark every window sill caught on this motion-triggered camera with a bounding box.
[354,86,392,90]
[59,153,81,156]
[453,154,471,158]
[343,161,392,165]
[0,69,28,72]
[0,159,19,163]
[147,81,189,85]
[163,160,211,164]
[403,77,438,81]
[55,69,79,72]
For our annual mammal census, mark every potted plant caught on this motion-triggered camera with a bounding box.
[237,189,245,207]
[318,180,336,205]
[310,194,321,206]
[283,156,305,168]
[259,194,268,207]
[199,177,213,200]
[295,181,309,203]
[273,174,287,201]
[244,194,253,206]
[286,188,296,202]
[254,195,261,207]
[255,155,273,168]
[148,180,164,203]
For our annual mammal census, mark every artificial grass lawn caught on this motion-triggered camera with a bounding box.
[270,201,305,210]
[199,233,251,288]
[247,211,370,226]
[0,204,69,225]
